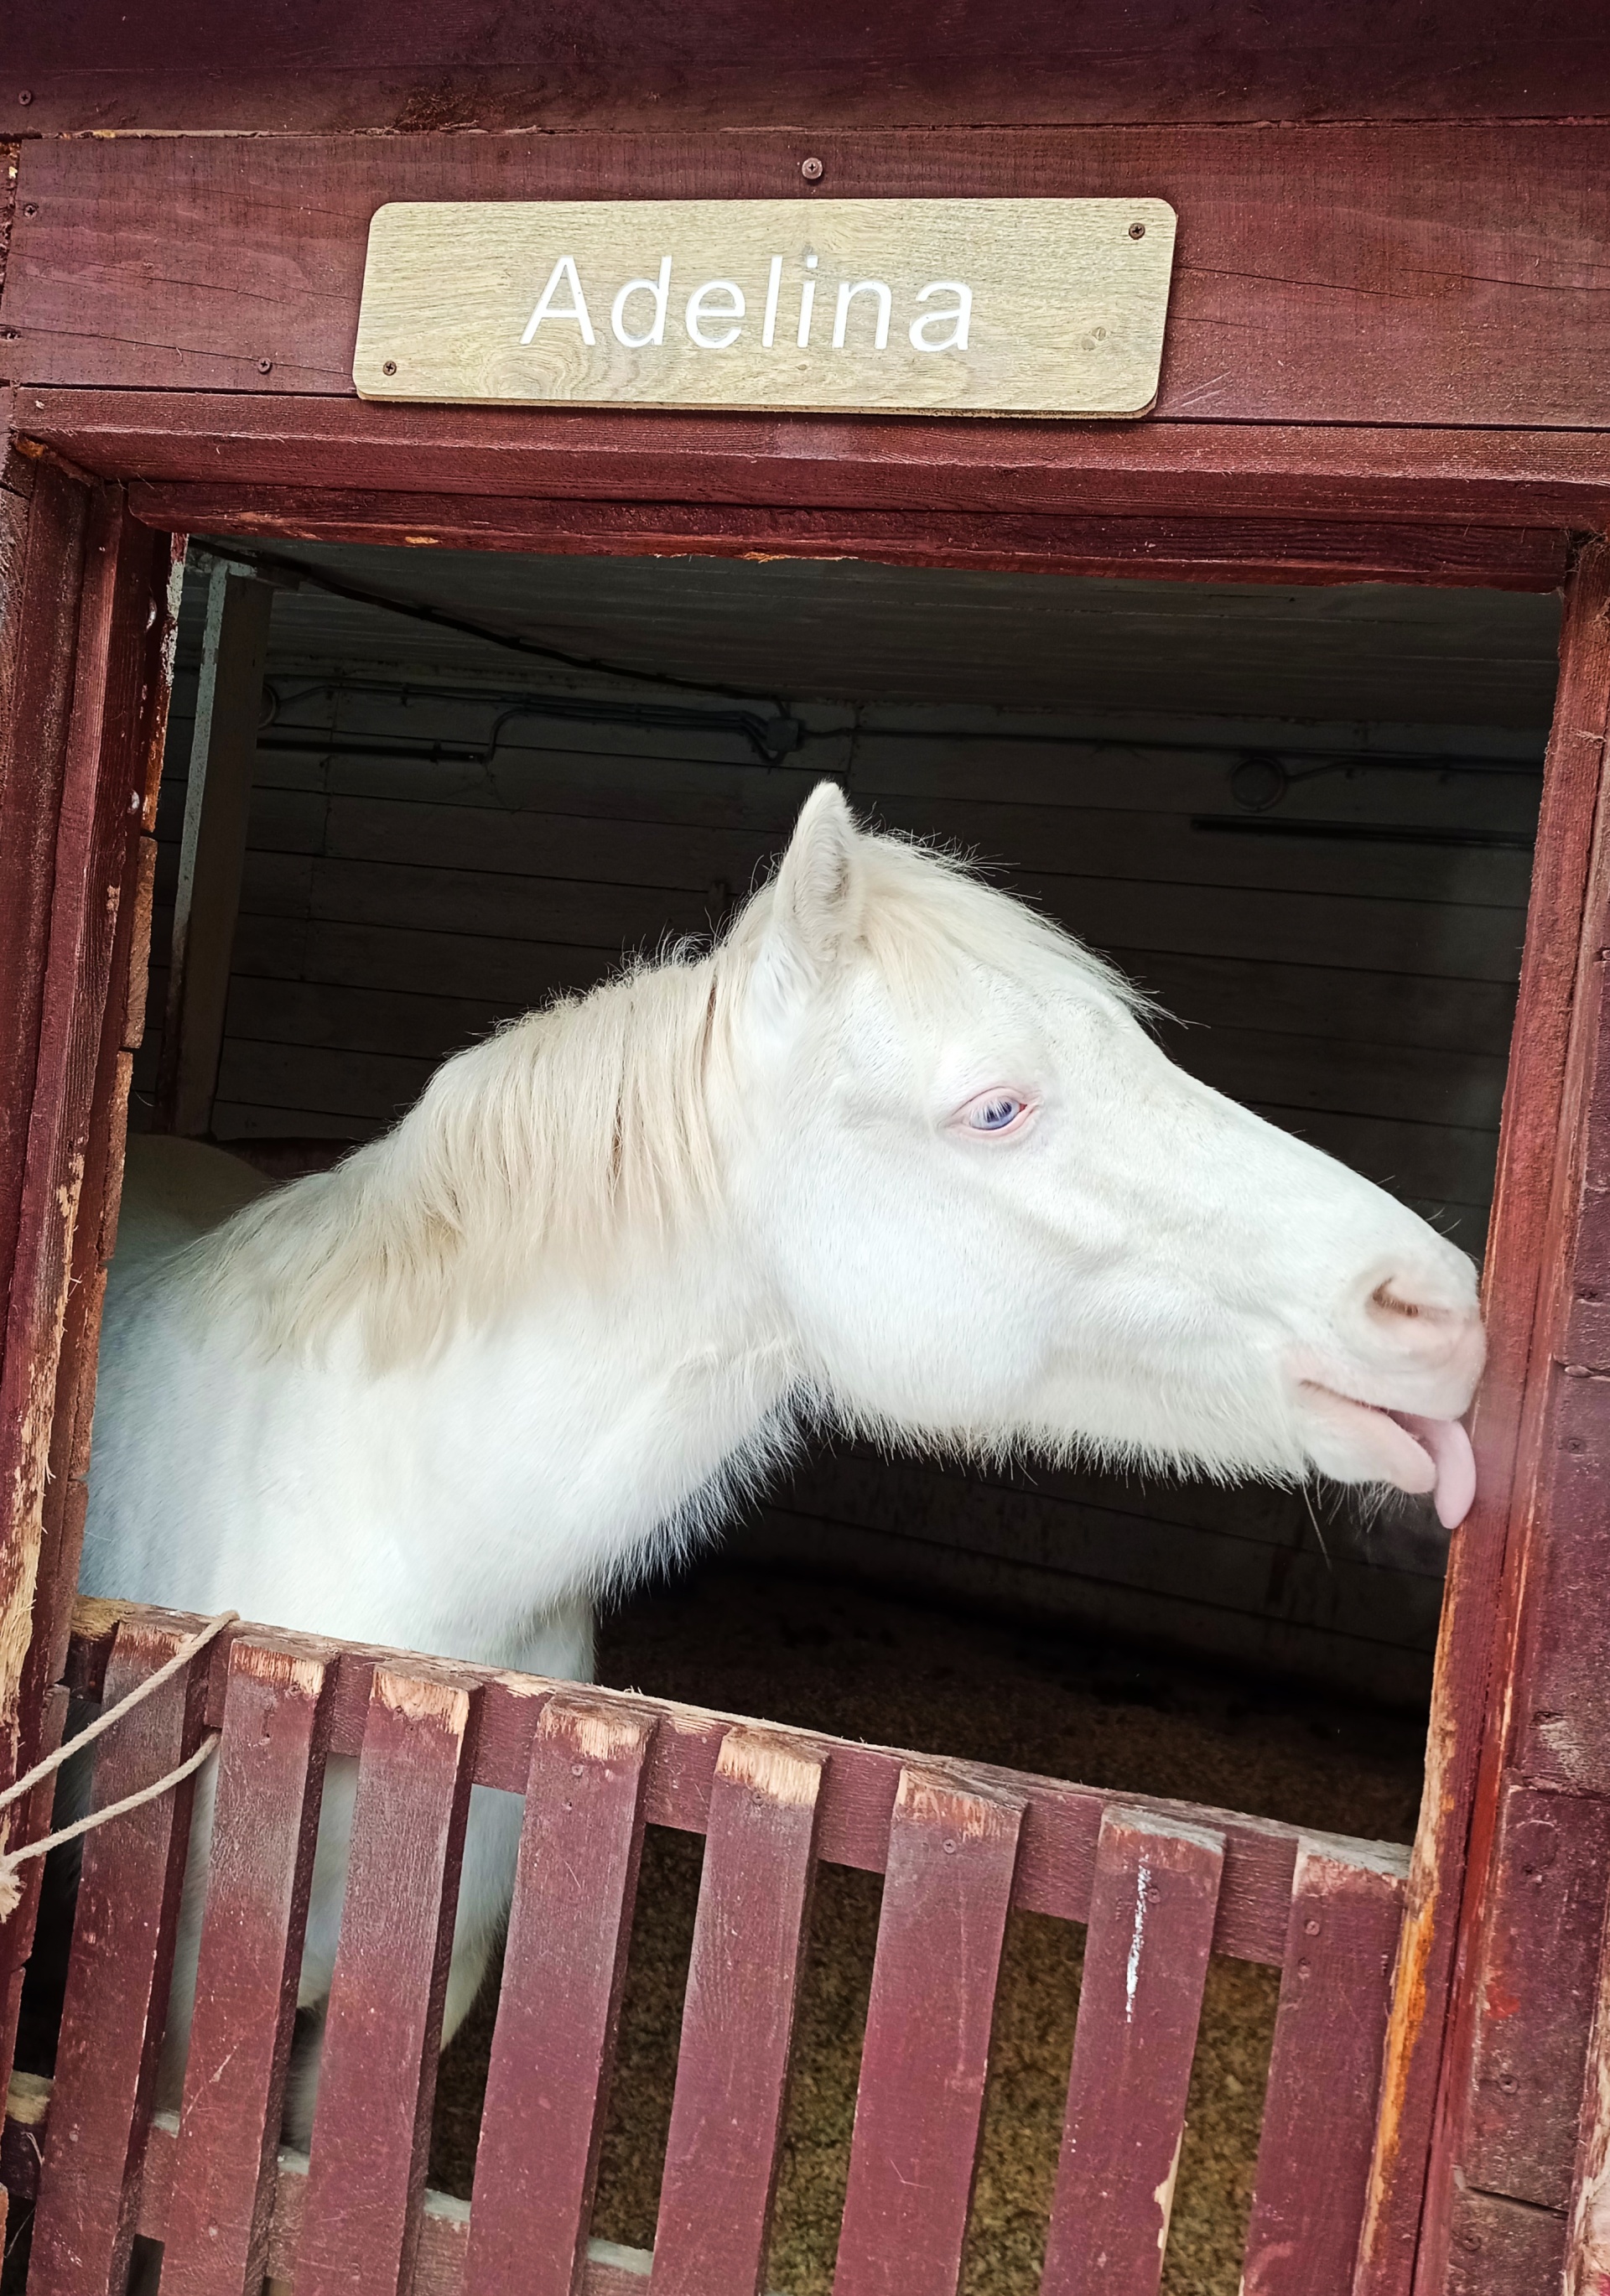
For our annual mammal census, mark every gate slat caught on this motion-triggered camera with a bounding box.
[160,1634,334,2296]
[461,1694,657,2296]
[651,1728,825,2296]
[294,1665,479,2296]
[1240,1839,1408,2296]
[833,1766,1024,2296]
[29,1615,213,2296]
[1041,1806,1225,2296]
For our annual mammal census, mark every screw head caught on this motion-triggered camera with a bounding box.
[257,357,273,374]
[1129,221,1146,239]
[17,90,32,106]
[22,203,36,218]
[800,155,824,182]
[382,359,397,377]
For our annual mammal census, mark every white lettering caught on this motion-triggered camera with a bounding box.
[685,278,745,351]
[761,256,784,349]
[797,255,819,350]
[832,278,892,351]
[910,281,973,353]
[520,255,596,346]
[610,257,673,348]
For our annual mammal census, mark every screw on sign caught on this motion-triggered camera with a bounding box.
[801,157,824,181]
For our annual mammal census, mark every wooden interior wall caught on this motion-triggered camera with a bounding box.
[127,562,1553,1702]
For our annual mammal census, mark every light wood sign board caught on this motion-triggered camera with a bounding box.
[353,198,1177,418]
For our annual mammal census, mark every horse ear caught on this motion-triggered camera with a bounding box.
[771,782,862,972]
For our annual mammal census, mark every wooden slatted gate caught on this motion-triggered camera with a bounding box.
[2,1603,1408,2296]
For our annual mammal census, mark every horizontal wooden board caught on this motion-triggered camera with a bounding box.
[355,199,1177,418]
[790,1444,1452,1576]
[127,487,1574,592]
[739,1514,1437,1706]
[766,1460,1447,1644]
[18,393,1610,540]
[8,127,1610,429]
[198,787,1535,964]
[12,3,1607,133]
[64,1597,1412,1963]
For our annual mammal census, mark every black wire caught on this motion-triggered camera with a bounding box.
[188,540,797,718]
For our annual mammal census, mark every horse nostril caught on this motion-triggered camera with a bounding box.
[1372,1281,1431,1324]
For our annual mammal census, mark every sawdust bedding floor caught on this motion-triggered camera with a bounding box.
[428,1561,1428,2296]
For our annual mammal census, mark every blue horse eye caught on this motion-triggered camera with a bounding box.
[974,1097,1021,1129]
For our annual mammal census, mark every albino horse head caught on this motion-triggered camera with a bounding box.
[709,783,1483,1520]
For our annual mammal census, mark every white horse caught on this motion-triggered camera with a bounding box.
[83,784,1483,2127]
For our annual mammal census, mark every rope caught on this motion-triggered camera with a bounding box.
[0,1609,238,1922]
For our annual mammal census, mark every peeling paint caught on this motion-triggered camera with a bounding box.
[547,1699,648,1764]
[898,1765,1018,1841]
[717,1728,821,1808]
[1155,2126,1184,2252]
[374,1668,469,1732]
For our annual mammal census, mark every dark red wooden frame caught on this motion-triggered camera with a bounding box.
[3,101,1610,2292]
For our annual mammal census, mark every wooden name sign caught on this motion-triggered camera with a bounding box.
[353,198,1177,418]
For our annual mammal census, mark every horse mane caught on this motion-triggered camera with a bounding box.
[190,825,1138,1367]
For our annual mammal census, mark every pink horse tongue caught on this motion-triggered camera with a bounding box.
[1394,1414,1477,1530]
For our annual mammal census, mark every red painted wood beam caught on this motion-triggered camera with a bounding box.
[14,392,1610,533]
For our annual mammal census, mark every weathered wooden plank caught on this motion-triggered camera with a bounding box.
[1446,2186,1568,2296]
[0,451,91,1329]
[1391,542,1610,2296]
[1041,1807,1224,2296]
[8,127,1610,431]
[1241,1840,1406,2296]
[651,1729,824,2296]
[834,1767,1023,2296]
[1457,1784,1610,2213]
[9,4,1608,133]
[60,1595,1389,1968]
[127,488,1572,591]
[29,1618,214,2296]
[19,390,1610,530]
[155,560,276,1134]
[159,1635,335,2296]
[296,1667,479,2296]
[0,491,179,2093]
[461,1695,655,2296]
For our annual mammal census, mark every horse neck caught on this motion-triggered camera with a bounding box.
[344,1218,795,1646]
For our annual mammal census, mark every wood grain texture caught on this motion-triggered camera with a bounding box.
[0,492,179,2101]
[7,126,1610,429]
[297,1667,479,2296]
[29,1618,213,2296]
[833,1767,1023,2296]
[0,451,91,1340]
[651,1729,824,2296]
[10,2,1610,132]
[1241,1840,1407,2296]
[122,488,1571,592]
[461,1694,656,2296]
[62,1595,1399,1968]
[18,391,1610,528]
[1444,2186,1567,2296]
[1360,543,1610,2296]
[1041,1808,1224,2296]
[1457,1785,1610,2214]
[160,1636,335,2296]
[353,199,1175,418]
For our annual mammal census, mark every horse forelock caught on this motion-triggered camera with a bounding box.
[186,830,1136,1368]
